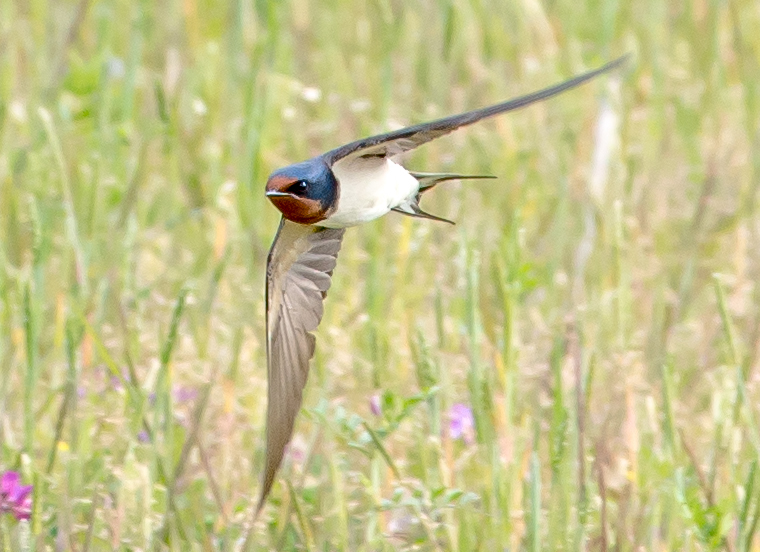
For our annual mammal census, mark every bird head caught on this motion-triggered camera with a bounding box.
[265,160,338,225]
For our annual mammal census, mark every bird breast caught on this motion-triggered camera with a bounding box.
[320,157,419,228]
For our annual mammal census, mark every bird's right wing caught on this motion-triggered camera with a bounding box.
[257,218,345,514]
[325,55,628,165]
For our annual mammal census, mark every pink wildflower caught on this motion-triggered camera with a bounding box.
[0,471,32,521]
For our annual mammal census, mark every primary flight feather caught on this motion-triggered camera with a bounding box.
[258,55,628,513]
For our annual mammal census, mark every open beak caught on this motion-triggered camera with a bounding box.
[266,191,290,198]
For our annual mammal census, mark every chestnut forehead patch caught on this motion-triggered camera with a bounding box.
[267,174,296,191]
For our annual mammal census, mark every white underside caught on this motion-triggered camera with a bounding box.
[320,157,420,228]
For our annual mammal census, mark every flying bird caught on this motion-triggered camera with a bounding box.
[258,55,627,513]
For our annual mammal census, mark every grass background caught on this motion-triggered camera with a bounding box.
[1,0,759,550]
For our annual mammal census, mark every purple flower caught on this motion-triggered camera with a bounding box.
[137,430,151,443]
[369,394,382,417]
[0,471,33,521]
[110,375,123,389]
[173,385,198,404]
[448,403,475,445]
[110,371,131,390]
[284,435,306,465]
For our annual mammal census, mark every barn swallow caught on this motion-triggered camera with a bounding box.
[257,55,627,513]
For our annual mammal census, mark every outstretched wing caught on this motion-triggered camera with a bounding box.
[257,218,345,514]
[325,56,628,164]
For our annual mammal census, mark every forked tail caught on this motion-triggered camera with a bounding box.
[392,172,496,224]
[410,171,496,191]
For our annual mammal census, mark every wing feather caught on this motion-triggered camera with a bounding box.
[325,56,628,165]
[257,218,345,514]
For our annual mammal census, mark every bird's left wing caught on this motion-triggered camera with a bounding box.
[257,218,345,513]
[324,55,628,165]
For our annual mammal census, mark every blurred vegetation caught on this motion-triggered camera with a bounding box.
[1,0,759,550]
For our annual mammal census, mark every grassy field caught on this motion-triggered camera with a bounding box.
[1,0,760,550]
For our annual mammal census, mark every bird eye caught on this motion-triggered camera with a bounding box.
[288,180,309,195]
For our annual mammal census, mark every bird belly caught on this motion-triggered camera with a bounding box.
[321,158,419,228]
